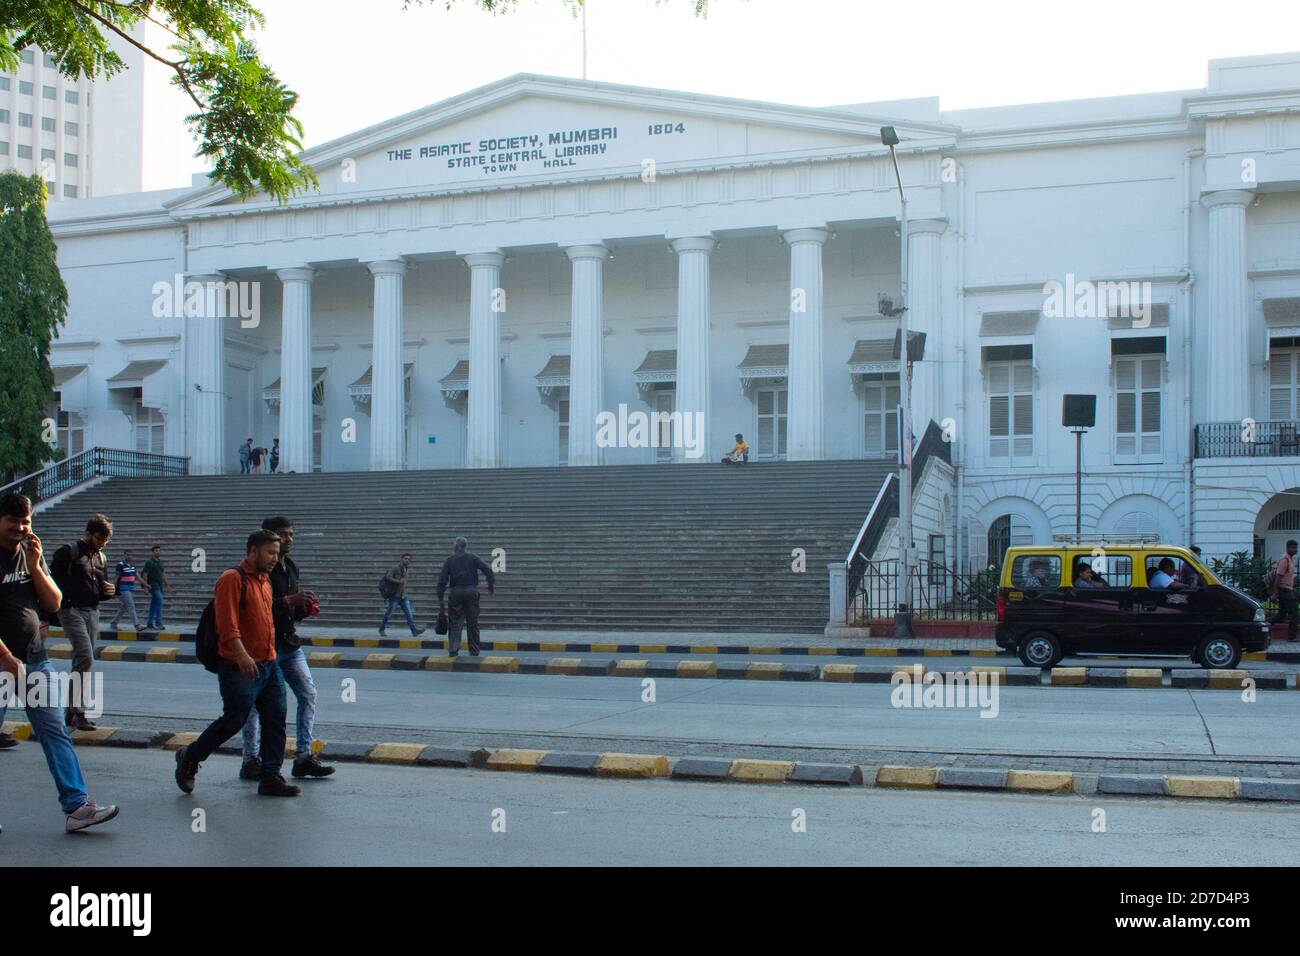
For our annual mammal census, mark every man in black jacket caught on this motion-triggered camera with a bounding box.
[50,514,115,731]
[436,536,495,658]
[239,516,334,780]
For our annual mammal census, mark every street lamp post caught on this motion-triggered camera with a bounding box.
[881,126,914,639]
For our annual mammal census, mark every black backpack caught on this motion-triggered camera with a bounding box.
[379,574,398,599]
[195,568,249,673]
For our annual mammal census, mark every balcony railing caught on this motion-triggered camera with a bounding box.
[1194,421,1300,459]
[0,448,189,506]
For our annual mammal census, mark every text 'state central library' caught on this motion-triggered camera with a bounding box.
[45,52,1300,567]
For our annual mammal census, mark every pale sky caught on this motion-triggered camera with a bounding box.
[164,0,1300,180]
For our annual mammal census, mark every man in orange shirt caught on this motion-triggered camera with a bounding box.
[174,529,300,797]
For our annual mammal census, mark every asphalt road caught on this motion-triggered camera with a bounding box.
[4,745,1298,866]
[16,658,1300,777]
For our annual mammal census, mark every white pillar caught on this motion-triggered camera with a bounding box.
[907,219,947,434]
[564,243,608,466]
[783,227,828,461]
[1201,189,1254,423]
[464,251,505,468]
[367,259,406,471]
[185,272,226,474]
[671,236,715,463]
[276,266,315,475]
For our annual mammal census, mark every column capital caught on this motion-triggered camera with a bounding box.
[1200,188,1255,211]
[366,258,407,277]
[463,251,506,269]
[275,266,316,283]
[781,226,829,246]
[183,271,227,283]
[908,218,949,237]
[670,236,717,255]
[562,242,609,261]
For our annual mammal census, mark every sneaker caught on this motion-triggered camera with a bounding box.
[292,754,336,778]
[378,627,387,637]
[412,625,427,637]
[257,774,301,797]
[0,733,18,750]
[174,745,198,794]
[66,800,119,833]
[239,756,263,780]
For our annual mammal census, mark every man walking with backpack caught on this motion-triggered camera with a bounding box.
[173,529,299,797]
[378,552,426,637]
[239,516,333,781]
[1271,539,1299,642]
[437,537,495,658]
[50,514,115,731]
[109,549,141,632]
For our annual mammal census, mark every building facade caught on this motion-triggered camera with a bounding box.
[44,53,1300,564]
[4,26,196,200]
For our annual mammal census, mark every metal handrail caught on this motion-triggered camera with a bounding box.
[0,447,189,505]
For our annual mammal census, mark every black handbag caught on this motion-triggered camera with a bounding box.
[434,607,449,635]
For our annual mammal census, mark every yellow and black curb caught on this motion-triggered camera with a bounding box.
[47,641,1294,690]
[5,719,1297,802]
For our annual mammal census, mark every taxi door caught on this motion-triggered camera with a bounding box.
[1063,550,1143,652]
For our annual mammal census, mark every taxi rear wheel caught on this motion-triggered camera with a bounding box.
[1018,632,1062,669]
[1196,633,1241,670]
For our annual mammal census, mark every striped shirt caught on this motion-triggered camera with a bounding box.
[115,562,138,591]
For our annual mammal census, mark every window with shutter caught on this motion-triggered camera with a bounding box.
[1270,349,1298,421]
[1114,355,1163,462]
[862,378,900,458]
[987,360,1033,462]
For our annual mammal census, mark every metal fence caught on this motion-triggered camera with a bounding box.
[0,447,189,505]
[1195,421,1300,458]
[848,557,998,624]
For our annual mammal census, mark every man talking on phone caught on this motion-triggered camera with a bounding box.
[0,492,118,832]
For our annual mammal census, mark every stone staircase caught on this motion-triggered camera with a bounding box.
[32,460,889,633]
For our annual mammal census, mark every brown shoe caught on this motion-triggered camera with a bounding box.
[70,714,98,732]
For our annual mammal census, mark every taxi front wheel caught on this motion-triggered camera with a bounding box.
[1196,634,1241,670]
[1018,632,1063,669]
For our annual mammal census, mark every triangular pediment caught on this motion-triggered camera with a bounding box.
[169,74,954,212]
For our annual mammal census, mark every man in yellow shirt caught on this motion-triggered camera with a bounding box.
[721,433,750,464]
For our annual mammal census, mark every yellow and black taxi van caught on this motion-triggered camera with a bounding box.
[994,542,1270,669]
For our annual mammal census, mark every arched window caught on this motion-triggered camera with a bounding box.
[1268,510,1300,532]
[987,514,1031,569]
[1113,511,1157,539]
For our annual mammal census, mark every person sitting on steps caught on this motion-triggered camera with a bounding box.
[721,433,750,465]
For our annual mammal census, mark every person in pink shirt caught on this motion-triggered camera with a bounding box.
[1271,539,1298,641]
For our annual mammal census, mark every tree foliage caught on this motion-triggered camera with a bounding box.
[0,173,67,479]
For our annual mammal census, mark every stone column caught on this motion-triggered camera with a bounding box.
[276,266,315,475]
[671,236,715,463]
[464,251,506,468]
[367,259,407,471]
[563,243,608,466]
[783,227,828,461]
[1201,189,1254,423]
[907,219,948,433]
[184,272,227,474]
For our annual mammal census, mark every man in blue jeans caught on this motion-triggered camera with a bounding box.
[379,552,427,637]
[0,491,118,833]
[173,529,299,797]
[239,516,333,780]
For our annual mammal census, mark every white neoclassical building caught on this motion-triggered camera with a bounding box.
[43,52,1300,564]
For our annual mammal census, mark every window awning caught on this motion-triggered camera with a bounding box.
[634,349,676,392]
[1264,298,1300,337]
[349,363,413,398]
[106,359,168,390]
[263,367,327,411]
[439,360,469,400]
[52,364,88,388]
[978,310,1039,340]
[535,354,571,397]
[847,339,898,375]
[1108,302,1169,332]
[737,344,789,380]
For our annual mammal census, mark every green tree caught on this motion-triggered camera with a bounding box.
[4,1,717,203]
[0,173,67,480]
